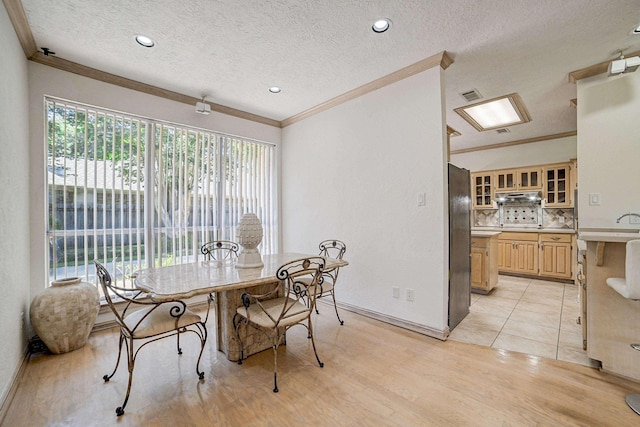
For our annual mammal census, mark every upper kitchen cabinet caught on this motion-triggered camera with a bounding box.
[544,163,572,207]
[495,168,541,192]
[471,172,494,209]
[495,170,517,191]
[518,167,542,190]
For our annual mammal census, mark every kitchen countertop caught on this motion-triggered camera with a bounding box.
[471,230,501,237]
[578,228,640,242]
[472,227,575,234]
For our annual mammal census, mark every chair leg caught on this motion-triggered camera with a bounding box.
[308,317,324,368]
[233,313,245,365]
[103,333,125,382]
[330,290,344,325]
[272,338,279,393]
[116,337,135,416]
[176,329,183,355]
[195,322,207,380]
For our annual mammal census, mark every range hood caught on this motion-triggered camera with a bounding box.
[495,191,542,204]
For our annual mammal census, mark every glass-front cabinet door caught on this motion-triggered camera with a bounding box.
[471,173,493,208]
[518,168,542,190]
[544,164,571,206]
[495,170,517,191]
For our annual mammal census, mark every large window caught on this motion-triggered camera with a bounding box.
[46,97,277,288]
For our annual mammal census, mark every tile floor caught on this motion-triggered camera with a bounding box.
[449,275,599,368]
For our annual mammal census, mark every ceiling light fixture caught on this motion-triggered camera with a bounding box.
[632,24,640,35]
[372,18,391,33]
[135,35,155,48]
[268,86,282,94]
[195,96,211,115]
[608,50,640,76]
[454,93,531,132]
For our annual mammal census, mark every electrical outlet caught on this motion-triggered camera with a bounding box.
[406,289,414,302]
[392,287,400,298]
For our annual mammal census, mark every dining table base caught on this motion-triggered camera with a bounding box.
[215,282,285,361]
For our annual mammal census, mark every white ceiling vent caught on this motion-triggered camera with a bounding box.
[496,128,511,134]
[460,89,482,102]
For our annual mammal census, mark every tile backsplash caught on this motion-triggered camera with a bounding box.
[542,208,575,229]
[473,208,574,229]
[473,209,499,227]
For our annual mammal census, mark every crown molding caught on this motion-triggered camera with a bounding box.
[5,0,453,130]
[29,52,282,127]
[449,131,577,155]
[568,50,640,83]
[4,0,281,128]
[2,0,37,57]
[281,51,454,127]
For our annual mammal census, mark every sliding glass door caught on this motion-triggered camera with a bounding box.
[46,97,277,288]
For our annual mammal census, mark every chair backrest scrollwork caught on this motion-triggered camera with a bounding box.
[201,240,240,261]
[318,239,346,260]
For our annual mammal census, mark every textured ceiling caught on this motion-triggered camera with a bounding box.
[20,0,640,150]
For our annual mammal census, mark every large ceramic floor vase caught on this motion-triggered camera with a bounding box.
[30,277,100,354]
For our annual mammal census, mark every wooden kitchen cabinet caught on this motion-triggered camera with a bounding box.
[471,173,493,208]
[544,163,571,206]
[539,233,572,279]
[495,170,517,191]
[498,232,539,275]
[471,233,499,294]
[518,167,542,190]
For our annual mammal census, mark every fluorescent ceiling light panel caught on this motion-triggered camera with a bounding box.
[454,93,531,132]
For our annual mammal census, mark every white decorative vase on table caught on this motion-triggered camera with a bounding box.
[30,277,100,354]
[236,213,264,268]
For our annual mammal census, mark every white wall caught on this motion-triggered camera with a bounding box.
[27,62,282,305]
[281,67,449,333]
[0,4,31,407]
[577,71,640,230]
[450,135,577,172]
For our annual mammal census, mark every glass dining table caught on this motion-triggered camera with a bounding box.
[135,252,349,361]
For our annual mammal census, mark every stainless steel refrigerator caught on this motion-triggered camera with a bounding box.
[448,163,471,330]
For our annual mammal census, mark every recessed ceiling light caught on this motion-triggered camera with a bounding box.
[454,93,531,132]
[268,86,282,94]
[135,35,155,48]
[633,24,640,35]
[372,18,391,33]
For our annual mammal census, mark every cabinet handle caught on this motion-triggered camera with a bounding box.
[540,243,544,249]
[551,236,560,241]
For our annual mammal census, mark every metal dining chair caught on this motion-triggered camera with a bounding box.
[298,239,347,325]
[95,260,208,416]
[233,256,326,392]
[200,240,240,261]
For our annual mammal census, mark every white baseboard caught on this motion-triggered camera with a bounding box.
[320,299,450,341]
[0,344,30,425]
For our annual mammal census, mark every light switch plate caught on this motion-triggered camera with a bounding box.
[589,193,600,206]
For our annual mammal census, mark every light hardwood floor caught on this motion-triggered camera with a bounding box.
[3,303,640,426]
